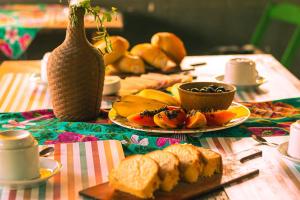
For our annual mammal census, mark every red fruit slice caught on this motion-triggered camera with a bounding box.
[205,110,236,126]
[154,109,186,129]
[186,111,207,129]
[127,113,156,127]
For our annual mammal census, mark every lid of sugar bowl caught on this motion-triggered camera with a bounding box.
[0,130,35,150]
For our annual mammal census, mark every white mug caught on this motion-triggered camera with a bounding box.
[288,120,300,159]
[0,130,40,181]
[224,58,258,86]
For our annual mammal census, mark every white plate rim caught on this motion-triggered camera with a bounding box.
[109,102,250,135]
[0,157,62,188]
[277,142,300,165]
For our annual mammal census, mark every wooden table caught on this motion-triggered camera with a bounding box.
[1,54,300,200]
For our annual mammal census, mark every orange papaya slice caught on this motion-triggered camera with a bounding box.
[186,111,207,129]
[154,108,186,129]
[127,113,156,127]
[205,110,236,126]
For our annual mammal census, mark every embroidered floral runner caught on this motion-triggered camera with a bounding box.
[0,97,300,155]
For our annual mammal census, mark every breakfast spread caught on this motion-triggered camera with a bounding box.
[109,143,222,199]
[112,86,237,130]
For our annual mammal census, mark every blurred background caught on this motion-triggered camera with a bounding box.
[1,0,300,77]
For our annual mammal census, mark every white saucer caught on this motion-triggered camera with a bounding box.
[0,157,62,189]
[277,142,300,165]
[215,75,266,89]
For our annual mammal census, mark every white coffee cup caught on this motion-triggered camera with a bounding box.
[288,120,300,159]
[224,58,258,86]
[0,130,40,181]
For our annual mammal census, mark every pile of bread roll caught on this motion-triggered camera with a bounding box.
[109,143,222,199]
[93,32,187,74]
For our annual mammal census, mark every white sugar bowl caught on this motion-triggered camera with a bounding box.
[0,130,40,181]
[103,76,121,96]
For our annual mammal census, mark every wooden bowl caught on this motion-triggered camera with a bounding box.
[178,82,236,111]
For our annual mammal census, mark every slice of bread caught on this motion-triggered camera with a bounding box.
[197,147,222,177]
[164,144,204,183]
[109,155,160,199]
[146,150,180,191]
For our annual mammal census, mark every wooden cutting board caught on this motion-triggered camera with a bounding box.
[79,149,262,200]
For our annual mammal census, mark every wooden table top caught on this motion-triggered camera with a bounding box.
[1,55,300,200]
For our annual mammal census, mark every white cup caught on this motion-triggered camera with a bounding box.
[288,120,300,159]
[224,58,258,86]
[0,130,40,181]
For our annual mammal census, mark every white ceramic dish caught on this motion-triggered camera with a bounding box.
[109,102,250,135]
[215,75,266,89]
[277,142,300,165]
[0,157,62,189]
[103,76,121,95]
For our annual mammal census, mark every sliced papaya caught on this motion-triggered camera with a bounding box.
[127,113,156,127]
[154,108,186,129]
[186,111,207,129]
[112,97,167,117]
[205,110,236,126]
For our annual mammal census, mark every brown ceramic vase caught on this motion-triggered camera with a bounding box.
[47,7,105,121]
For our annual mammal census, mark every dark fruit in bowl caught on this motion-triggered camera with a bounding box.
[154,108,186,129]
[185,84,230,93]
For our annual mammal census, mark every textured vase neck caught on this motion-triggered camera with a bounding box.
[66,7,87,43]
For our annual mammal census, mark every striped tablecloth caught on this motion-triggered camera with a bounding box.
[1,137,298,200]
[0,140,124,200]
[1,54,300,112]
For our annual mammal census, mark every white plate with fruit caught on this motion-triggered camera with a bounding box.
[109,84,250,134]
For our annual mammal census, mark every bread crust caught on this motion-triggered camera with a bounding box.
[151,32,186,64]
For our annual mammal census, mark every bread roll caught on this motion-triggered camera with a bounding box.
[151,32,186,64]
[130,43,177,72]
[109,155,160,199]
[94,36,129,65]
[105,64,119,75]
[146,150,180,192]
[112,52,145,74]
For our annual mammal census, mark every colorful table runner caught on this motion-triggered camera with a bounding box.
[0,140,124,200]
[0,4,122,59]
[0,96,299,155]
[0,5,44,59]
